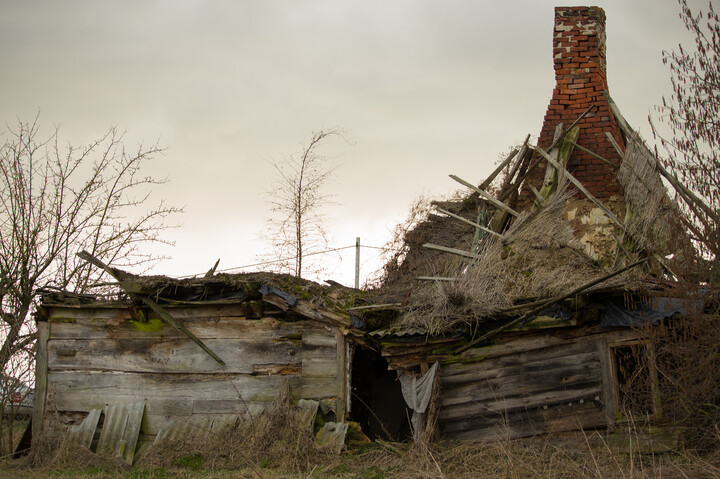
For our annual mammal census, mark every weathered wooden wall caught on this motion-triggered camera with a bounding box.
[437,328,638,441]
[35,303,343,446]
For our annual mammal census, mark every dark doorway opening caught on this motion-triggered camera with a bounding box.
[350,347,411,441]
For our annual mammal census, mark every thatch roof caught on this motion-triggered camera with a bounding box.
[373,100,698,336]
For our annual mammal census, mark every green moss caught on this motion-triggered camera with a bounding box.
[128,318,164,332]
[174,453,204,471]
[49,317,76,323]
[280,332,303,341]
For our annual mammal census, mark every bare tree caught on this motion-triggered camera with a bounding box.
[264,129,343,278]
[0,116,180,380]
[649,1,720,450]
[654,0,720,259]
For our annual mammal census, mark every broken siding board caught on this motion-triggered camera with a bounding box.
[441,328,641,371]
[46,337,303,374]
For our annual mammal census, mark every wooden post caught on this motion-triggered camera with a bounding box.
[32,321,49,442]
[335,330,347,422]
[596,337,617,430]
[355,237,360,289]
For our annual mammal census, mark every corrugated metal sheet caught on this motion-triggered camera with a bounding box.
[69,408,102,449]
[368,327,428,338]
[96,401,145,464]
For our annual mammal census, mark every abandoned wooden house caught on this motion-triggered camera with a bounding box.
[31,5,710,461]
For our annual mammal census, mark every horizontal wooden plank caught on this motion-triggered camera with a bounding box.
[440,359,602,410]
[442,399,605,441]
[46,303,262,321]
[192,399,252,414]
[302,358,338,378]
[47,337,302,374]
[302,331,337,348]
[47,370,338,410]
[441,350,601,389]
[439,380,601,421]
[48,370,336,398]
[49,316,327,341]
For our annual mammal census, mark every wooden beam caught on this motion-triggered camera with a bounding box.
[449,175,520,217]
[566,139,619,168]
[141,297,225,365]
[436,208,503,238]
[422,243,483,260]
[417,276,457,282]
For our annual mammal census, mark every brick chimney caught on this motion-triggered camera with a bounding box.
[527,6,625,199]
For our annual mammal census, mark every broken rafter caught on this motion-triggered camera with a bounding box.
[478,147,520,191]
[605,131,625,158]
[449,174,520,217]
[436,207,503,238]
[566,139,619,169]
[533,145,625,229]
[76,251,226,365]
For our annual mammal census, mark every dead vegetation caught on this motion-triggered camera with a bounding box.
[6,428,720,478]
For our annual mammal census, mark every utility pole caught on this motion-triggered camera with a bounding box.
[355,237,360,289]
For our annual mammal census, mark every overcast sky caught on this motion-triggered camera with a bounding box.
[0,0,702,285]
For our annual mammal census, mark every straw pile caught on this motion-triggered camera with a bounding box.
[400,190,607,334]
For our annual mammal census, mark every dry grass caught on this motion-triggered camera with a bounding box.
[3,430,720,478]
[6,384,719,478]
[138,384,332,475]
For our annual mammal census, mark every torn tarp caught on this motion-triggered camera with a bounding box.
[258,285,298,306]
[600,296,704,327]
[398,362,439,439]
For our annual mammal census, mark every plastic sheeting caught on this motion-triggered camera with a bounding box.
[600,296,704,327]
[398,362,439,438]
